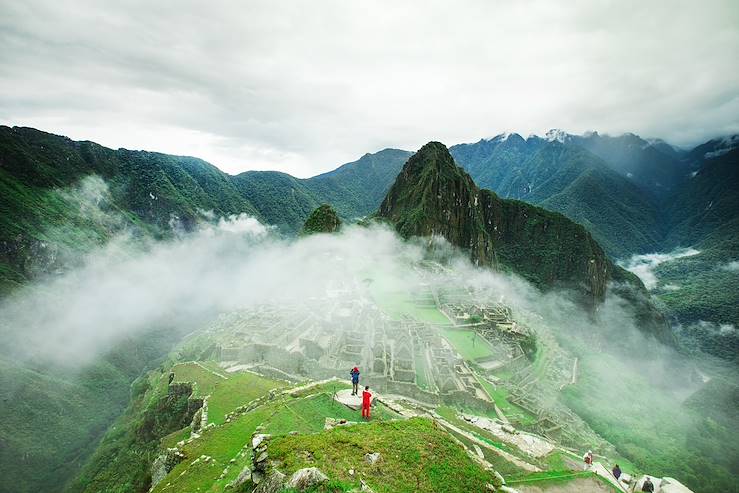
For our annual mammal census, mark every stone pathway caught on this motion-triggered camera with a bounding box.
[461,414,554,458]
[588,462,628,492]
[434,417,541,473]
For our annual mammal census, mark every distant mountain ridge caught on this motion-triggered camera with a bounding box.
[0,126,410,291]
[450,130,738,257]
[450,130,739,362]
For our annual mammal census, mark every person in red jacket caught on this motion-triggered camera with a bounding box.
[361,385,372,420]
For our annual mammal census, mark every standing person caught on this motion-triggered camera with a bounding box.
[641,477,654,492]
[350,367,360,395]
[612,464,622,481]
[361,385,372,420]
[583,450,593,470]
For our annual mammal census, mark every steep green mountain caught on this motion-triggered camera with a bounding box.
[0,127,410,292]
[378,142,669,342]
[450,136,665,258]
[302,204,342,235]
[663,147,739,249]
[0,328,182,493]
[380,141,609,301]
[304,148,413,218]
[0,126,260,293]
[231,148,412,233]
[651,148,739,359]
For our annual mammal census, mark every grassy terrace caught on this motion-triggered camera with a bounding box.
[439,327,494,360]
[171,362,287,424]
[152,384,401,493]
[373,289,449,324]
[269,418,496,493]
[472,374,538,427]
[367,268,449,324]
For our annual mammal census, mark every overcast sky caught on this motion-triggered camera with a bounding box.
[1,1,738,177]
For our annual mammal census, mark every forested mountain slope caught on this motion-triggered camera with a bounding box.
[451,132,739,363]
[0,127,409,292]
[449,135,666,258]
[378,141,670,343]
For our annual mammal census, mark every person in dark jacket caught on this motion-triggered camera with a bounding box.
[641,476,654,492]
[350,367,360,395]
[612,464,621,480]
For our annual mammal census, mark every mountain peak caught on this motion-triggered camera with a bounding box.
[380,142,617,304]
[545,129,571,143]
[301,204,341,235]
[402,141,462,177]
[378,141,671,343]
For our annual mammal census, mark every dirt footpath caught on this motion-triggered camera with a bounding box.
[516,477,613,493]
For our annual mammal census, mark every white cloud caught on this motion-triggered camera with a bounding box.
[619,248,700,289]
[0,211,667,367]
[721,260,739,272]
[1,1,738,176]
[682,320,737,336]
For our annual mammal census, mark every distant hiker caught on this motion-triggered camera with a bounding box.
[361,385,372,420]
[612,464,621,480]
[583,450,593,469]
[168,372,175,384]
[641,477,654,492]
[350,367,360,395]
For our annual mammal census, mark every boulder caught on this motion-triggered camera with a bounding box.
[255,450,269,464]
[252,434,271,449]
[150,448,185,490]
[253,470,286,493]
[364,452,381,465]
[287,467,329,491]
[190,407,203,431]
[227,465,252,489]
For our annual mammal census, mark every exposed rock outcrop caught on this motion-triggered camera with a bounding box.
[227,465,252,490]
[287,467,329,491]
[149,448,185,491]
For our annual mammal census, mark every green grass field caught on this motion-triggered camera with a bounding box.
[269,417,496,493]
[152,387,400,493]
[171,362,287,425]
[366,268,449,324]
[472,374,538,427]
[207,371,286,424]
[171,362,224,397]
[440,328,494,360]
